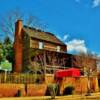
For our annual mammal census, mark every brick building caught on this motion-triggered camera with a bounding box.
[14,20,67,73]
[14,20,97,75]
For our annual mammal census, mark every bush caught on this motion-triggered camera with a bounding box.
[45,84,60,99]
[63,86,74,95]
[15,90,21,97]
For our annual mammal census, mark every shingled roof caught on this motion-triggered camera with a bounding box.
[23,26,65,45]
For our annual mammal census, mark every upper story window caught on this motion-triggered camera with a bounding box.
[39,42,44,49]
[57,46,61,52]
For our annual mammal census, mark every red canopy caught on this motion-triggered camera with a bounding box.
[55,68,80,78]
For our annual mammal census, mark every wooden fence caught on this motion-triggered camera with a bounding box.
[0,73,44,84]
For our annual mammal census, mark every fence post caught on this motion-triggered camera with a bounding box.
[4,70,7,82]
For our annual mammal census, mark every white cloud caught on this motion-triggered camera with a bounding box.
[75,0,100,8]
[92,0,100,8]
[63,34,69,41]
[66,39,87,53]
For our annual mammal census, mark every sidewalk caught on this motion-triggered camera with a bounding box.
[0,93,100,100]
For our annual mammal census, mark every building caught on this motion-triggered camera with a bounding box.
[14,20,67,73]
[71,55,97,75]
[14,20,97,75]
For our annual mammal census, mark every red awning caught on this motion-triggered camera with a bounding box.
[55,68,80,78]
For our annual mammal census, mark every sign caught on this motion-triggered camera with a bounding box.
[0,60,12,71]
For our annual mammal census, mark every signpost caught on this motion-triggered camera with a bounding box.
[0,60,12,82]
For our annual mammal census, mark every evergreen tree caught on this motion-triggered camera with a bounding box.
[3,36,14,63]
[0,41,3,63]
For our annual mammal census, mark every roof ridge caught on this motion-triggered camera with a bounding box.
[23,25,65,45]
[23,25,54,35]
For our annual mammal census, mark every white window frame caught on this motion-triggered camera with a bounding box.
[39,42,44,49]
[57,46,61,52]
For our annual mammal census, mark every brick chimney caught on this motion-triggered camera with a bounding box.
[14,20,23,73]
[15,20,23,37]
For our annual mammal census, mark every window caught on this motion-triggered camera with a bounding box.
[39,42,44,49]
[57,46,61,52]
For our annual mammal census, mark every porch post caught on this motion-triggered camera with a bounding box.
[43,50,46,76]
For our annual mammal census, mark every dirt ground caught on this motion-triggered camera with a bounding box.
[0,93,100,100]
[0,97,100,100]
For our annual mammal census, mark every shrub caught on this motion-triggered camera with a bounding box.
[46,83,60,99]
[63,85,74,95]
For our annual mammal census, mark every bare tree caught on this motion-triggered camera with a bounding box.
[0,9,23,37]
[0,9,47,40]
[78,51,97,95]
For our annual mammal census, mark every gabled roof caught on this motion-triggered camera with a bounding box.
[23,26,65,45]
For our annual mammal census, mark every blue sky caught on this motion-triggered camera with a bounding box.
[0,0,100,55]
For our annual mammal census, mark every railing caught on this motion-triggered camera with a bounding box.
[0,73,44,84]
[45,65,70,74]
[0,66,71,83]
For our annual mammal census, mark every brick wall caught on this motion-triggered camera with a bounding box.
[14,20,23,72]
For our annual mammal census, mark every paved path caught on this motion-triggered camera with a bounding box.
[0,93,100,100]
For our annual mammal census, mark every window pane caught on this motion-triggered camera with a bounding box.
[39,42,44,49]
[57,46,60,52]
